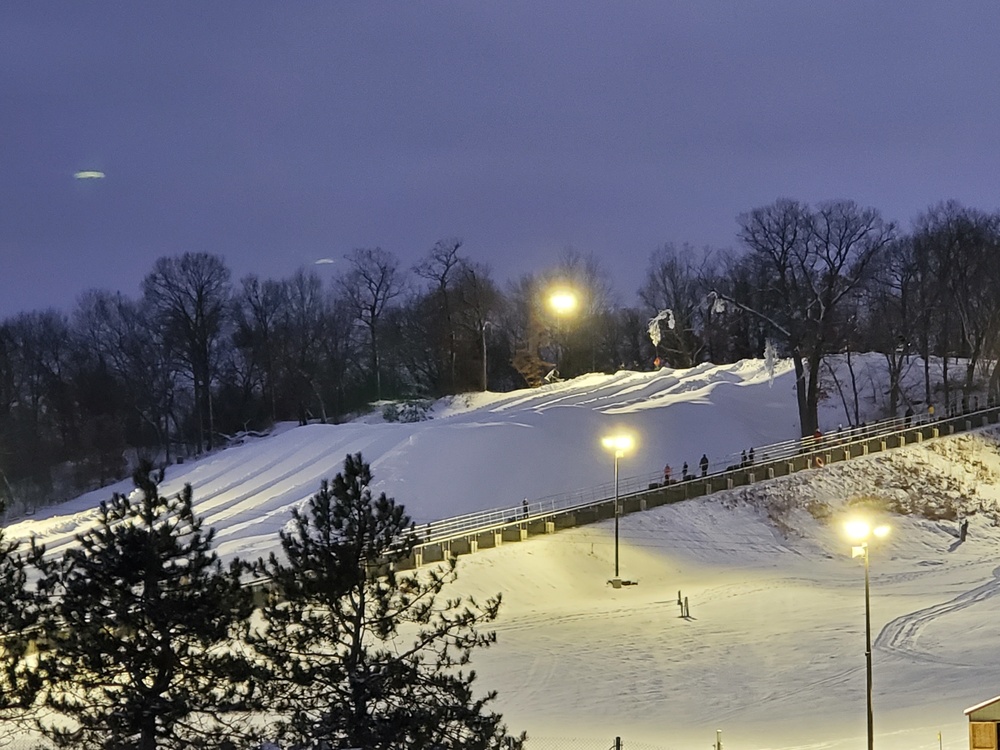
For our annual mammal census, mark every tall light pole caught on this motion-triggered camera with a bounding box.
[548,288,579,375]
[601,434,633,581]
[481,321,488,391]
[480,320,494,392]
[845,519,890,750]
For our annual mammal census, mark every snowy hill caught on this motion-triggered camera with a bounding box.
[7,354,1000,750]
[7,357,807,562]
[455,432,1000,750]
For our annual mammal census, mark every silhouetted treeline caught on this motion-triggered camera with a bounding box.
[3,199,1000,508]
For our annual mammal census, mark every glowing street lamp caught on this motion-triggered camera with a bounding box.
[548,289,578,316]
[601,434,634,581]
[845,519,890,750]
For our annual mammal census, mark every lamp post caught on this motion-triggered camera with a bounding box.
[845,519,890,750]
[481,321,488,391]
[480,320,495,392]
[601,434,633,581]
[548,288,578,375]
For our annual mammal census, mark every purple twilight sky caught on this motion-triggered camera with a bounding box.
[3,2,1000,319]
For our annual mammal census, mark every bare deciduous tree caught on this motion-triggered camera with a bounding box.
[142,253,231,453]
[231,275,287,423]
[414,239,464,392]
[639,243,714,367]
[456,260,502,391]
[719,199,895,435]
[338,248,405,401]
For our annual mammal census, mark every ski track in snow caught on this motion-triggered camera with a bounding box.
[875,564,1000,666]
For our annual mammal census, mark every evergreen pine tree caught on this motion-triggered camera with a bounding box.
[36,462,258,750]
[256,452,525,750]
[0,530,44,742]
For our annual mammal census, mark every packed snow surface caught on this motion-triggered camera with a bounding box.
[8,355,1000,749]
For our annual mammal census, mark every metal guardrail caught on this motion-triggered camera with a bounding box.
[413,404,1000,549]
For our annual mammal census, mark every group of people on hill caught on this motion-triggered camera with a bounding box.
[662,453,712,485]
[662,446,766,486]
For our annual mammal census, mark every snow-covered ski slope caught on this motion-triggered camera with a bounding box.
[8,354,1000,749]
[8,357,805,563]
